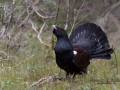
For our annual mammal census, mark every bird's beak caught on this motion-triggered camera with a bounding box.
[52,25,57,30]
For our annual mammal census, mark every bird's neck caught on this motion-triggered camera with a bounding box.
[55,37,73,52]
[54,37,74,62]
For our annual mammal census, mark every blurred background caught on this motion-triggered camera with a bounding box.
[0,0,120,90]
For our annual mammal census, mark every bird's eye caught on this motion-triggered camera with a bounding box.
[58,27,63,31]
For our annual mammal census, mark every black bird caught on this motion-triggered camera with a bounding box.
[52,23,113,78]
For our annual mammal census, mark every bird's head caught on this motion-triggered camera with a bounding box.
[52,25,67,38]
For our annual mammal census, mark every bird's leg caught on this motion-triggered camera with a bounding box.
[72,73,78,83]
[81,68,88,74]
[54,69,62,80]
[65,72,70,80]
[56,69,61,76]
[72,73,76,80]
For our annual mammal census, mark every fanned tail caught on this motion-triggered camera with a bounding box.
[70,23,113,60]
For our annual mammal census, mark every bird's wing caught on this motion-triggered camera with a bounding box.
[73,45,90,69]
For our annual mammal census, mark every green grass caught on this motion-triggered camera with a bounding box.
[0,39,120,90]
[0,0,120,89]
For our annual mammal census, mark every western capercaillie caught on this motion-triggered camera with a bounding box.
[52,23,113,78]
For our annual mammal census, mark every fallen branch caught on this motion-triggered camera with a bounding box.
[31,75,65,87]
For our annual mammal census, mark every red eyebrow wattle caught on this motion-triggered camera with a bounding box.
[59,27,63,30]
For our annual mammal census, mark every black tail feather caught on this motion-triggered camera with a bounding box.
[91,55,111,59]
[91,49,113,59]
[70,23,113,60]
[93,48,113,55]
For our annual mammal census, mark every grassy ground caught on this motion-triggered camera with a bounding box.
[0,0,120,89]
[0,38,120,90]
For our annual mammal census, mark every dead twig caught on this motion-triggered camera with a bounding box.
[29,20,51,47]
[29,20,39,33]
[102,1,120,15]
[64,0,70,30]
[37,21,50,47]
[54,0,61,25]
[31,75,65,87]
[0,25,7,39]
[74,9,93,26]
[69,0,86,35]
[33,7,54,19]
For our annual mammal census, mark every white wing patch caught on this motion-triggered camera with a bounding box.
[73,50,77,55]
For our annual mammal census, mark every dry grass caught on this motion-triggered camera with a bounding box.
[0,0,120,90]
[0,36,120,90]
